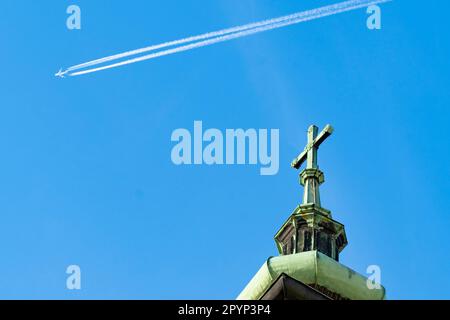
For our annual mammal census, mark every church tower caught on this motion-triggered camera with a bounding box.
[237,125,386,300]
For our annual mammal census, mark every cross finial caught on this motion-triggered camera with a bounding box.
[291,124,333,207]
[291,124,334,170]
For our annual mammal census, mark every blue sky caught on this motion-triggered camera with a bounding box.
[0,0,449,299]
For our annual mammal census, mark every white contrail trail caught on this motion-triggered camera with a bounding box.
[60,0,391,77]
[64,0,386,73]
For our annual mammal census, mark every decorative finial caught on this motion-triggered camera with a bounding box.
[291,124,333,206]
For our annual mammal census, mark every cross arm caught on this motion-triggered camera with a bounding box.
[291,149,307,169]
[314,124,334,148]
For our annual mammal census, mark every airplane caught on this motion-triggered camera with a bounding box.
[55,68,68,78]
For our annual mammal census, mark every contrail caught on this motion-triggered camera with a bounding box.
[65,0,387,72]
[58,0,391,77]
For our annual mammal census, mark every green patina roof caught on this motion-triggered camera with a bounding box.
[237,251,386,300]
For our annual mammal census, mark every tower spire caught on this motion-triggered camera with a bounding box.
[275,124,347,261]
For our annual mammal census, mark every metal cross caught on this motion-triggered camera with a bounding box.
[291,124,334,170]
